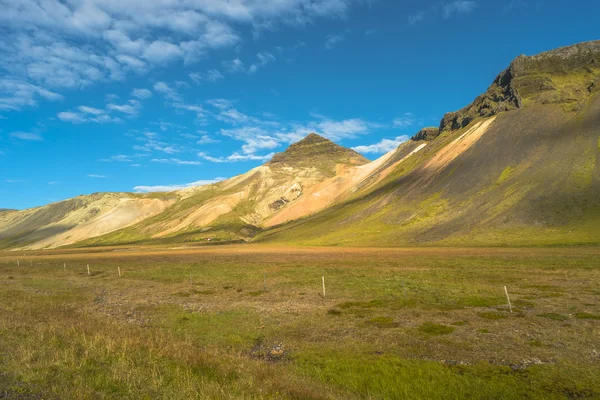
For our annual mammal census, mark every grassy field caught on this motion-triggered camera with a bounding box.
[0,245,599,399]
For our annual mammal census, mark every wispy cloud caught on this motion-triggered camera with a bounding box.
[222,58,246,73]
[133,178,226,193]
[248,52,276,74]
[151,158,202,165]
[0,79,63,111]
[197,151,275,163]
[443,1,477,18]
[393,113,415,128]
[57,108,122,124]
[107,99,142,116]
[131,88,152,99]
[407,12,425,25]
[324,32,348,50]
[11,131,43,141]
[87,174,107,179]
[189,69,224,84]
[153,81,181,101]
[99,155,133,162]
[197,135,220,144]
[353,135,410,155]
[1,0,356,111]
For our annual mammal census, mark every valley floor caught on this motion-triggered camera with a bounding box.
[1,245,599,399]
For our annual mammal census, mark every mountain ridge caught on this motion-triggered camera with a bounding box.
[1,40,599,249]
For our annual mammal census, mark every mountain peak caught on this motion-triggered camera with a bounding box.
[268,133,368,173]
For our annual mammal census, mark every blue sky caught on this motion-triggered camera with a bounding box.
[0,0,598,210]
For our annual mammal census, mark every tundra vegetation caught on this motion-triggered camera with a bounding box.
[1,245,599,399]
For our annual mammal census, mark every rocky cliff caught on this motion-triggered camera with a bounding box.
[439,40,600,133]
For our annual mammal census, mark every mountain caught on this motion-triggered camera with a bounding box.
[258,40,600,246]
[0,134,369,249]
[1,40,599,249]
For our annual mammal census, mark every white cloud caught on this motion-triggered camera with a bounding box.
[0,0,361,111]
[133,132,184,154]
[223,58,246,73]
[197,135,220,144]
[131,88,152,99]
[190,69,224,84]
[133,177,225,193]
[393,113,415,128]
[248,52,276,74]
[58,111,86,123]
[220,127,280,155]
[324,32,347,50]
[206,98,233,110]
[353,136,410,154]
[443,1,477,18]
[151,158,201,165]
[58,106,122,123]
[171,103,207,121]
[206,69,225,82]
[408,12,425,25]
[0,78,63,111]
[198,151,275,163]
[78,106,104,115]
[99,154,133,162]
[107,99,141,115]
[314,118,375,140]
[226,152,275,162]
[11,131,43,141]
[153,81,181,101]
[142,40,183,63]
[87,174,107,178]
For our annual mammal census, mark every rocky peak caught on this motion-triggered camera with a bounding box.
[439,40,600,133]
[268,133,368,174]
[411,127,440,142]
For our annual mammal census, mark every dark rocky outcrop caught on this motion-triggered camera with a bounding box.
[411,127,440,141]
[439,40,600,133]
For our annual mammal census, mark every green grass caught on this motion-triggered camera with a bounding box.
[1,246,599,398]
[539,313,569,321]
[495,166,515,185]
[574,312,600,320]
[478,311,509,320]
[418,322,455,336]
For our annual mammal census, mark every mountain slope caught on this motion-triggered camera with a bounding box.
[258,41,600,246]
[0,193,176,249]
[0,134,370,249]
[2,40,599,249]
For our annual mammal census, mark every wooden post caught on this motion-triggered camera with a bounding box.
[118,267,121,278]
[322,276,326,298]
[29,260,32,267]
[17,260,20,267]
[504,286,513,313]
[87,264,90,276]
[64,263,66,272]
[263,272,267,292]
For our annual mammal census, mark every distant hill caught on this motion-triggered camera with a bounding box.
[1,40,599,249]
[0,134,370,249]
